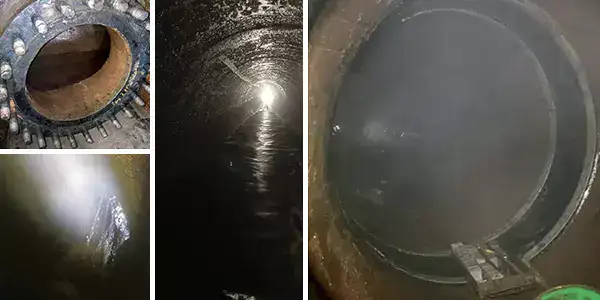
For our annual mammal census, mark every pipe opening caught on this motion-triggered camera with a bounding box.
[26,24,132,121]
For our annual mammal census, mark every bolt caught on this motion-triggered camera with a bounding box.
[8,117,18,134]
[83,130,94,144]
[112,0,129,12]
[36,128,46,149]
[144,21,150,31]
[52,133,62,149]
[41,2,58,20]
[132,94,145,106]
[13,37,27,56]
[33,16,48,34]
[141,82,150,93]
[0,62,12,80]
[0,83,7,102]
[58,1,76,19]
[23,127,32,145]
[128,6,148,21]
[87,0,105,10]
[122,106,135,118]
[0,102,10,121]
[68,133,78,148]
[98,124,108,138]
[109,115,122,129]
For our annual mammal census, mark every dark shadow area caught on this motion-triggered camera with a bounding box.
[0,155,149,299]
[27,25,110,92]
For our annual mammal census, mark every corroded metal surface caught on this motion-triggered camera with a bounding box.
[0,0,150,149]
[27,25,110,92]
[0,0,33,34]
[8,111,150,149]
[29,27,132,121]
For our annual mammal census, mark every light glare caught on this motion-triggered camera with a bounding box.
[259,84,276,106]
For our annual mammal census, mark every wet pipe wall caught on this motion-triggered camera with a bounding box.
[157,1,303,299]
[309,0,600,299]
[0,155,149,299]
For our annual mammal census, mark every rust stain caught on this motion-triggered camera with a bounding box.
[0,0,34,35]
[28,27,132,121]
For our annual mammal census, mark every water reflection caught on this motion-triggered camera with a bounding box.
[253,107,276,193]
[87,195,130,264]
[160,27,302,298]
[158,0,302,296]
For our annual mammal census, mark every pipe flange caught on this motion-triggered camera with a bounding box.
[310,0,597,287]
[0,0,150,148]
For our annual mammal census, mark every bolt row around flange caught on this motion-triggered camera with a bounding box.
[4,1,148,60]
[0,0,150,148]
[13,77,150,149]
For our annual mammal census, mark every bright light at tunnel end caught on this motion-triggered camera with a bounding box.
[255,80,284,108]
[260,84,276,106]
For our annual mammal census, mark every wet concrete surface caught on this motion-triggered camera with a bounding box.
[0,155,149,299]
[309,0,600,299]
[157,1,302,299]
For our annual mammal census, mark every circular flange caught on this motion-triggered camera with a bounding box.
[0,0,150,148]
[315,0,597,285]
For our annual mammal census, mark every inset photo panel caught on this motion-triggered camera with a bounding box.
[0,154,149,298]
[309,0,600,299]
[0,0,150,149]
[157,0,303,299]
